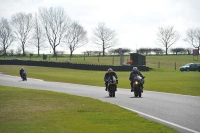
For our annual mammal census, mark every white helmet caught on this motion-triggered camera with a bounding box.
[132,67,138,71]
[108,68,113,72]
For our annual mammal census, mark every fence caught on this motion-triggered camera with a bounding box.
[0,60,149,71]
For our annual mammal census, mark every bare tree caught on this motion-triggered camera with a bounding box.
[12,12,33,56]
[170,48,186,55]
[156,26,180,55]
[195,29,200,53]
[16,47,22,56]
[92,22,118,56]
[184,28,200,53]
[0,18,15,55]
[137,48,152,55]
[64,21,88,57]
[185,48,193,55]
[32,13,46,56]
[109,48,131,55]
[152,48,164,55]
[39,7,71,56]
[82,51,93,56]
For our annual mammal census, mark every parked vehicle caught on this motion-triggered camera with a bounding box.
[179,63,200,72]
[132,75,143,97]
[107,76,117,97]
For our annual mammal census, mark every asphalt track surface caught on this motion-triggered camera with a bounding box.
[0,73,200,133]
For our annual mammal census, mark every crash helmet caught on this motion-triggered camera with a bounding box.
[132,67,138,72]
[108,68,113,73]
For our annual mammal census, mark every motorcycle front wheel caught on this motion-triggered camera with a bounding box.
[134,86,142,97]
[108,85,115,97]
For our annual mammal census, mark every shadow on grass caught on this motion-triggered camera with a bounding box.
[148,67,155,71]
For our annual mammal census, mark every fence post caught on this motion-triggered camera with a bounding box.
[175,62,176,70]
[112,56,114,65]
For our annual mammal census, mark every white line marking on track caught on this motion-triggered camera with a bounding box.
[120,106,200,133]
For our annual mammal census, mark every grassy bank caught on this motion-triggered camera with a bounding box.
[1,54,200,68]
[0,86,178,133]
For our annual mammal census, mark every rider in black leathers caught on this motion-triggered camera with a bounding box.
[104,68,118,91]
[19,67,24,79]
[129,67,145,92]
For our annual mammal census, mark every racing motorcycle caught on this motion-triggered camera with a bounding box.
[132,75,144,97]
[107,76,117,97]
[21,72,27,81]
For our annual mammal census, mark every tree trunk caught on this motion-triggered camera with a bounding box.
[37,38,40,56]
[3,46,6,56]
[53,47,56,56]
[22,44,25,56]
[38,48,39,56]
[102,41,105,56]
[70,51,73,57]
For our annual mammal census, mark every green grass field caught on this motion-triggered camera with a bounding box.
[1,54,200,68]
[0,86,178,133]
[0,54,199,133]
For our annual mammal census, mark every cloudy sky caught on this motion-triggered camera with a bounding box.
[0,0,200,54]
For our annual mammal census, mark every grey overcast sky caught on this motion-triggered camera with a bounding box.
[0,0,200,54]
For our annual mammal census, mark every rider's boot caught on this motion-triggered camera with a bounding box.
[131,82,134,92]
[131,87,134,92]
[105,82,107,91]
[141,85,144,92]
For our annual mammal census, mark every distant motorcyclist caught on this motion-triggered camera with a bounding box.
[19,67,24,79]
[104,68,118,91]
[129,67,145,92]
[20,67,27,80]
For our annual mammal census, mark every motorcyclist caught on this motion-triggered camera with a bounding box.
[20,67,27,80]
[104,68,118,91]
[19,67,24,79]
[129,67,145,92]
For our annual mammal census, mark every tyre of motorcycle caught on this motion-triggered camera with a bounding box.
[23,75,27,81]
[134,85,142,97]
[108,84,116,97]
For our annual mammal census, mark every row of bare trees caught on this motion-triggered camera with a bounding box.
[156,26,200,55]
[0,7,118,57]
[0,7,200,57]
[82,48,132,56]
[184,28,200,53]
[136,48,193,55]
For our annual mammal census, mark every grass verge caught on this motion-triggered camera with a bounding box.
[0,86,178,133]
